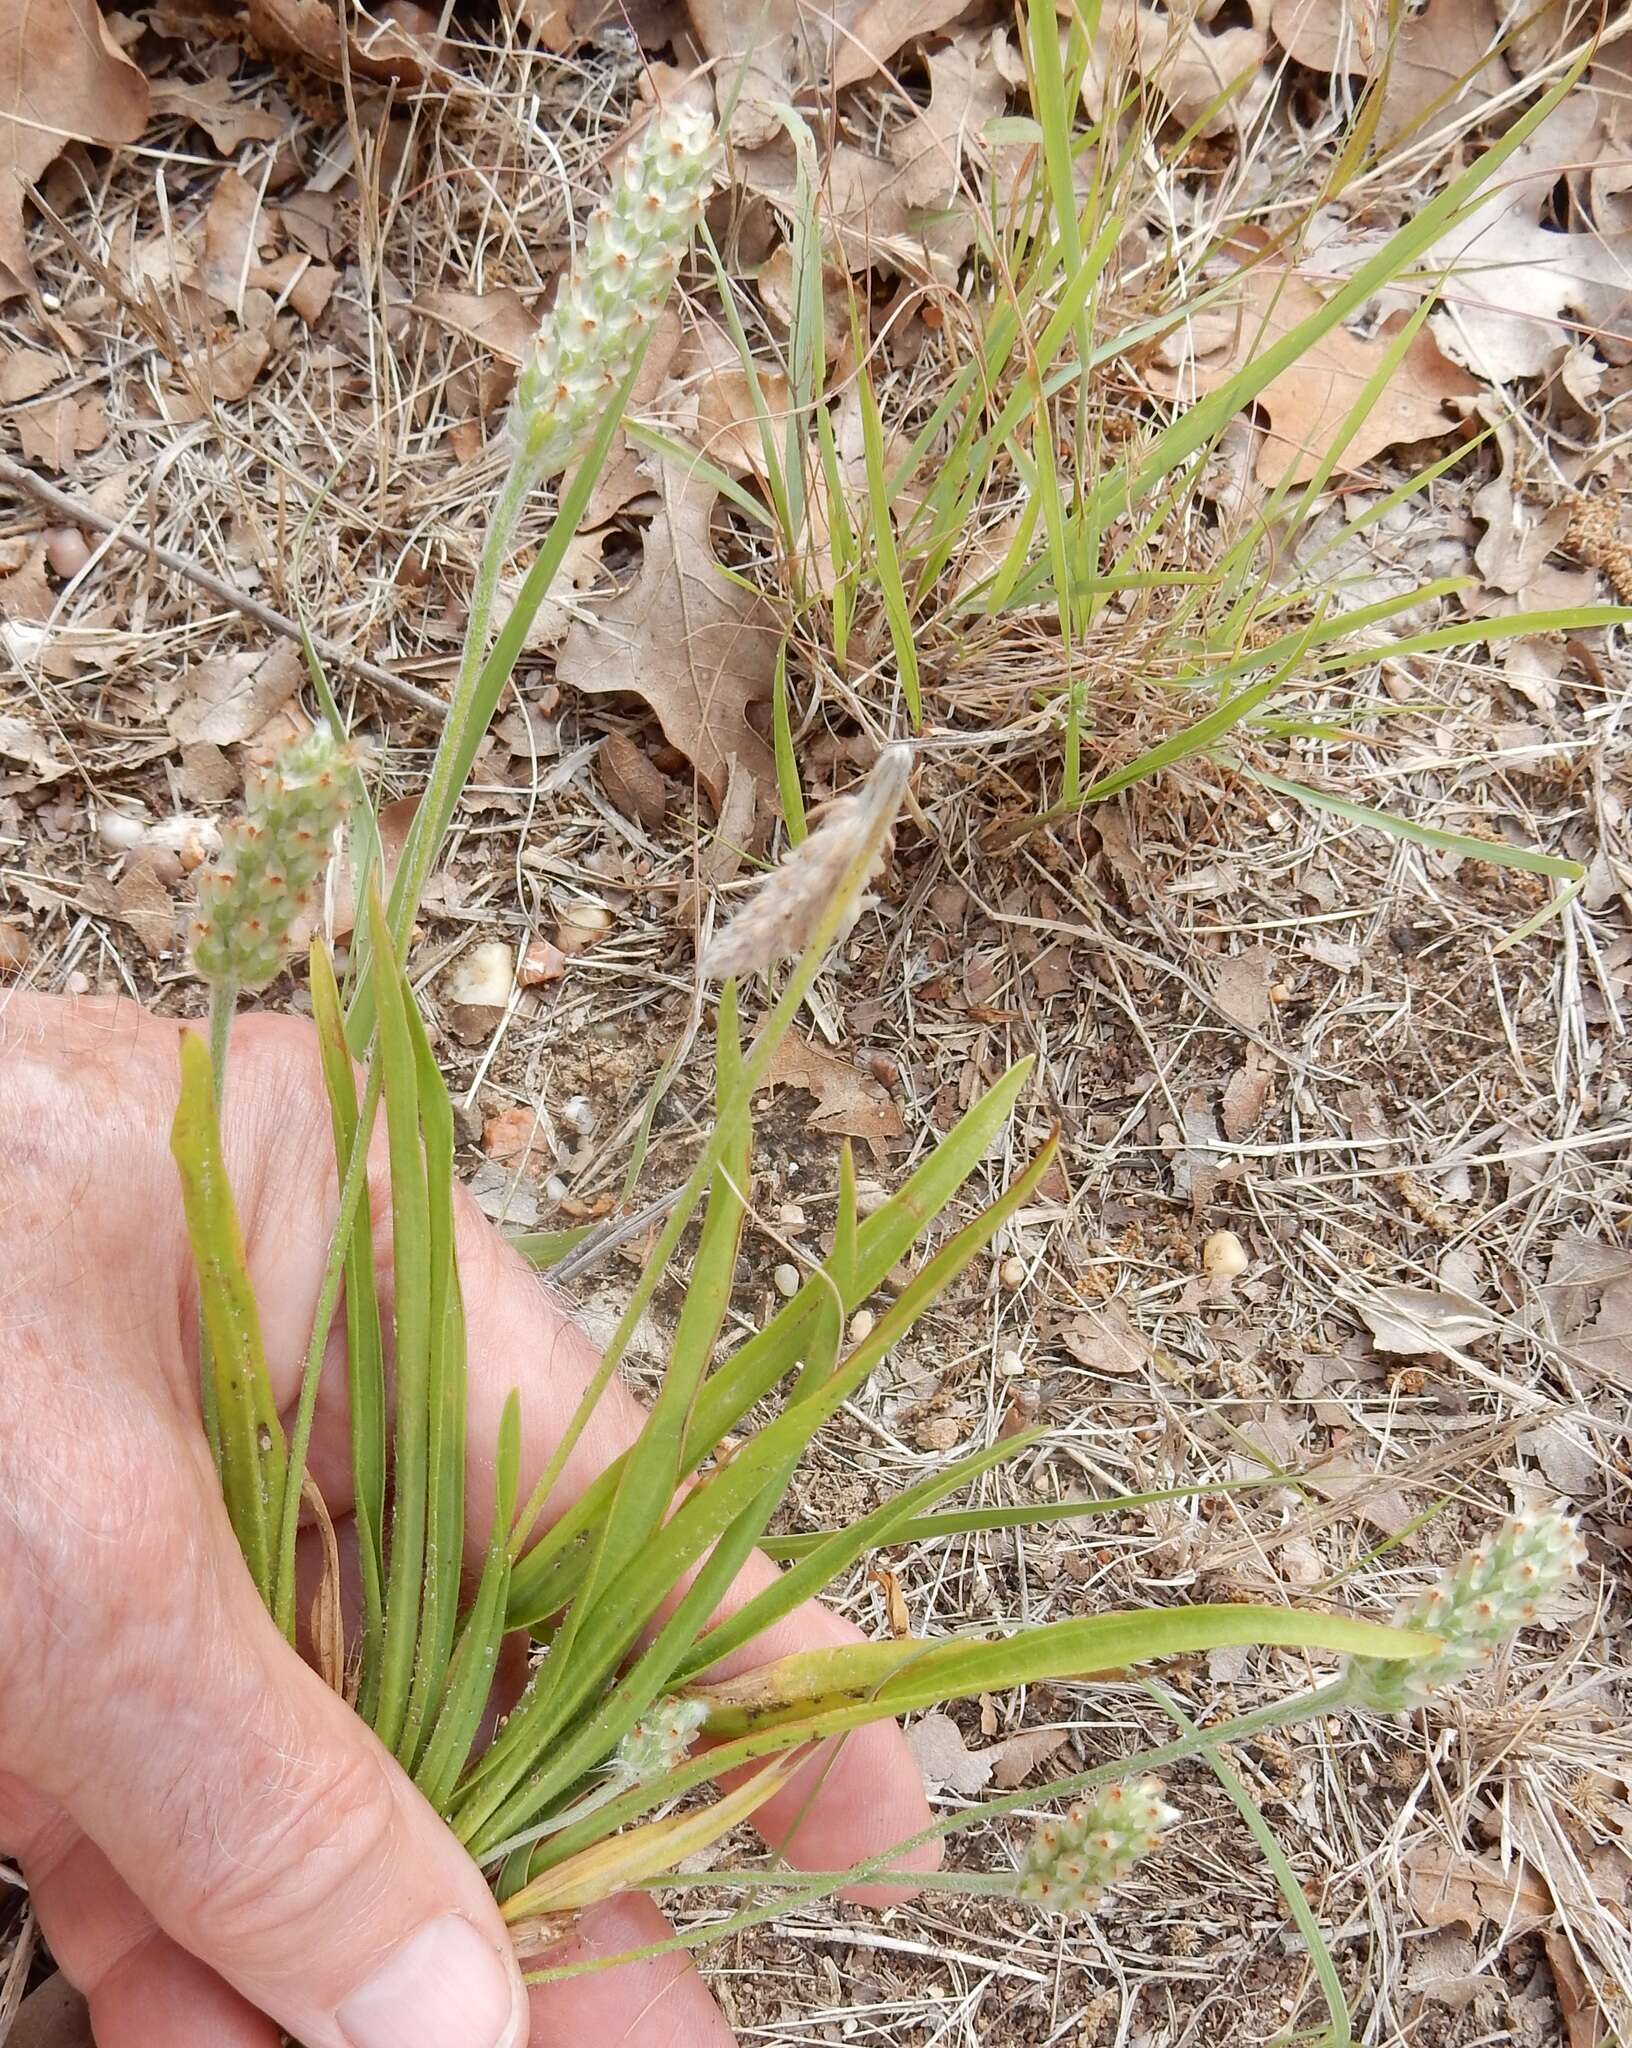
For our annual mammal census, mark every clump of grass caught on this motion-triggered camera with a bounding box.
[674,15,1624,930]
[168,75,1590,2032]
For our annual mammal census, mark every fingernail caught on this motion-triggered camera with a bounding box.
[338,1914,526,2048]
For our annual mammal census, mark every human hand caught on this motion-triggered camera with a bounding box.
[0,991,933,2048]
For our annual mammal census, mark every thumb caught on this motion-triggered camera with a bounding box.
[12,1430,527,2048]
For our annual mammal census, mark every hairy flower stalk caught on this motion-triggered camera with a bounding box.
[191,721,354,1000]
[1018,1778,1180,1914]
[1347,1508,1585,1712]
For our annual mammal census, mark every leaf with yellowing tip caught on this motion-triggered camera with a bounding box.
[502,1753,807,1921]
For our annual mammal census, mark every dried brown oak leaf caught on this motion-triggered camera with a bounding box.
[1270,0,1505,151]
[245,0,445,84]
[1082,0,1273,140]
[1,0,150,297]
[832,0,972,90]
[556,465,778,816]
[148,76,286,153]
[685,0,869,145]
[413,285,536,362]
[766,1033,905,1155]
[1420,83,1632,383]
[738,34,1005,277]
[1149,234,1478,486]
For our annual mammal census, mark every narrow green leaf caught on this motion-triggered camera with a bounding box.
[418,1393,521,1814]
[504,1058,1034,1630]
[368,884,434,1757]
[689,1605,1440,1738]
[460,1135,1059,1857]
[672,1431,1045,1686]
[170,1032,287,1611]
[858,365,922,727]
[308,942,386,1694]
[400,995,467,1770]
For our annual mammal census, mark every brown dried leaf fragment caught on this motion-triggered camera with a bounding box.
[1150,238,1479,487]
[597,732,668,833]
[0,0,150,297]
[413,286,536,363]
[245,0,445,83]
[149,77,287,153]
[81,854,177,958]
[1270,0,1505,150]
[766,1034,905,1153]
[556,466,779,817]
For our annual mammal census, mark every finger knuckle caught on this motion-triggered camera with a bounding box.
[188,1737,401,1964]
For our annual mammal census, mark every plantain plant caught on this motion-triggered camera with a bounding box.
[167,92,1585,2030]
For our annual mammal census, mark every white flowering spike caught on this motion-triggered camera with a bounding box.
[1018,1777,1179,1914]
[191,723,355,991]
[1348,1509,1585,1712]
[513,101,717,483]
[613,1696,709,1784]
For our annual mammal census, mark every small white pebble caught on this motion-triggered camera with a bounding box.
[773,1263,800,1298]
[999,1347,1026,1376]
[444,939,515,1008]
[998,1254,1026,1291]
[777,1201,807,1231]
[854,1179,889,1217]
[561,1094,595,1135]
[543,1174,567,1202]
[1203,1228,1249,1280]
[847,1308,875,1344]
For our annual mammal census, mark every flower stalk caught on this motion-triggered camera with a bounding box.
[1017,1777,1180,1914]
[190,720,356,1065]
[379,99,718,984]
[1346,1508,1584,1712]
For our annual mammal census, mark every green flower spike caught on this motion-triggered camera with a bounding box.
[512,99,718,485]
[1018,1777,1180,1914]
[1348,1507,1585,1712]
[191,721,355,992]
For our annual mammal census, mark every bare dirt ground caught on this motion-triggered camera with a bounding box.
[2,3,1630,2044]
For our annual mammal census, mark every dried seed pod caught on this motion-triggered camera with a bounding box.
[1018,1777,1180,1914]
[701,746,911,981]
[190,722,355,992]
[1347,1508,1585,1711]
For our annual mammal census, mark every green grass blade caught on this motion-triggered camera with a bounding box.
[170,1031,287,1612]
[308,945,386,1650]
[760,1474,1281,1559]
[544,986,753,1702]
[457,1134,1060,1854]
[1244,765,1584,879]
[399,996,467,1770]
[504,1058,1034,1629]
[689,1606,1440,1738]
[367,885,434,1756]
[1150,1686,1352,2044]
[771,640,807,844]
[417,1393,521,1814]
[858,366,921,727]
[1093,61,1586,532]
[502,755,918,1585]
[672,1431,1045,1686]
